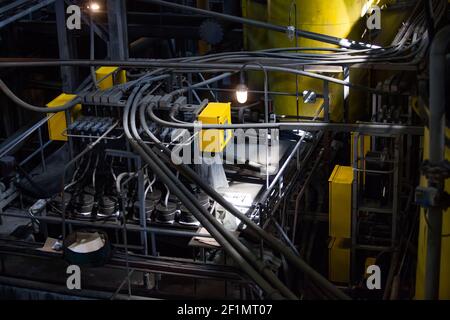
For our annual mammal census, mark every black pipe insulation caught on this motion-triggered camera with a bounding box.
[129,96,298,299]
[0,78,81,113]
[136,89,351,300]
[123,82,290,300]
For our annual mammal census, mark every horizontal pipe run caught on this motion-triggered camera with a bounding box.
[139,0,378,49]
[0,59,381,93]
[0,211,211,238]
[125,85,289,299]
[147,104,423,134]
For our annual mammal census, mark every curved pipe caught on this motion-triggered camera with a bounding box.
[147,103,423,134]
[123,83,290,299]
[132,100,298,298]
[168,72,232,98]
[0,78,81,113]
[0,59,381,93]
[139,100,351,300]
[129,85,297,299]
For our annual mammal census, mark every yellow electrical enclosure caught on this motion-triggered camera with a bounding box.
[329,237,351,284]
[197,102,232,153]
[328,165,353,284]
[329,165,353,238]
[47,93,81,141]
[95,66,127,90]
[47,66,126,142]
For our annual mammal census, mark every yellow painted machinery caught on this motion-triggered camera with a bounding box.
[47,67,126,141]
[47,94,81,141]
[95,66,127,90]
[197,102,233,153]
[328,165,353,283]
[267,0,365,120]
[242,1,414,122]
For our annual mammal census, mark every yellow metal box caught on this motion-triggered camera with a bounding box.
[95,66,127,90]
[47,93,81,141]
[328,237,351,284]
[197,102,232,153]
[328,165,353,238]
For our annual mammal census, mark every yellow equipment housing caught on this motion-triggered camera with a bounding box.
[47,93,81,141]
[328,237,351,284]
[47,66,126,141]
[95,66,127,90]
[197,102,232,153]
[329,165,353,238]
[328,165,354,284]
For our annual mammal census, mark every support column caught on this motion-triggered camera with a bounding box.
[55,0,78,93]
[107,0,129,60]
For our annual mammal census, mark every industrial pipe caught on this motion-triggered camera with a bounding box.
[424,25,450,300]
[0,78,81,113]
[138,102,351,300]
[123,83,289,300]
[129,87,298,299]
[139,0,379,50]
[0,59,383,93]
[146,104,423,135]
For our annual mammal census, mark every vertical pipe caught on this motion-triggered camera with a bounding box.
[323,81,330,122]
[392,136,400,245]
[351,133,359,284]
[425,25,450,300]
[137,157,149,255]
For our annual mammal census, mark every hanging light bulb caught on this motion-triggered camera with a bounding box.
[236,68,249,104]
[87,2,101,12]
[235,83,248,104]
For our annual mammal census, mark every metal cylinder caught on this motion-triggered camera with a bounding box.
[267,0,364,119]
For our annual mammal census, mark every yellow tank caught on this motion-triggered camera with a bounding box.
[267,0,366,120]
[242,1,411,122]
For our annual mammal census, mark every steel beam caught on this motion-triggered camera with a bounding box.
[55,0,78,93]
[107,0,129,60]
[0,0,56,29]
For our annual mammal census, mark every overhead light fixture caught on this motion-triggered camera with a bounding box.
[87,2,101,12]
[235,69,249,104]
[235,83,248,104]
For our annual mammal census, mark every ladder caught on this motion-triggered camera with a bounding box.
[350,132,402,283]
